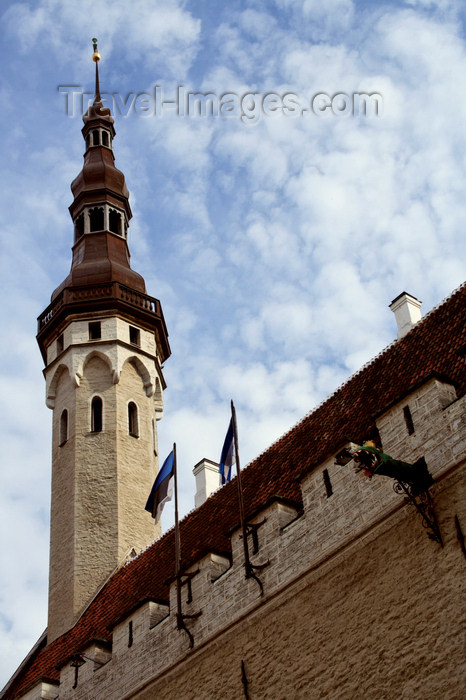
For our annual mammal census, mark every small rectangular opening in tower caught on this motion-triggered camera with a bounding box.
[89,322,101,340]
[129,326,140,346]
[56,333,64,355]
[403,405,415,435]
[323,468,333,498]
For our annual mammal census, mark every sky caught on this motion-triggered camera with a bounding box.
[1,0,466,689]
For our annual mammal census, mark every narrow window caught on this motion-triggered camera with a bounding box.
[89,207,104,232]
[109,209,122,235]
[323,469,333,498]
[59,409,68,446]
[89,321,101,340]
[91,396,103,432]
[403,405,415,435]
[56,334,64,355]
[246,522,264,555]
[102,130,109,147]
[75,213,84,241]
[128,620,133,648]
[129,326,140,346]
[152,418,157,455]
[128,402,139,437]
[92,129,100,146]
[86,134,91,150]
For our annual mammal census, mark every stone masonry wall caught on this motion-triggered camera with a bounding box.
[42,377,466,700]
[116,359,160,556]
[48,366,77,643]
[46,314,164,643]
[72,355,119,627]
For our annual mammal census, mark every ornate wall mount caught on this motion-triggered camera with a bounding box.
[336,444,443,546]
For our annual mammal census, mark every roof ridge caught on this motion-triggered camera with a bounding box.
[243,281,466,468]
[124,282,466,569]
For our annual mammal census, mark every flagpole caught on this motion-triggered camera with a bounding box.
[173,443,200,647]
[173,442,183,631]
[231,400,268,595]
[231,400,251,581]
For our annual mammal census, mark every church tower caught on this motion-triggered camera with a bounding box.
[36,42,170,643]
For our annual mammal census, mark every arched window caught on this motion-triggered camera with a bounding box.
[128,402,138,438]
[74,213,84,241]
[91,396,103,432]
[59,409,68,446]
[109,209,122,236]
[89,207,104,232]
[102,131,109,147]
[92,129,100,146]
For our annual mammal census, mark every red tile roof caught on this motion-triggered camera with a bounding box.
[5,283,466,699]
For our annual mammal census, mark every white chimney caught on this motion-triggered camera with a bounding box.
[193,458,221,508]
[389,292,422,339]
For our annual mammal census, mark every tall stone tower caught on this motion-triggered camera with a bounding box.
[36,42,170,644]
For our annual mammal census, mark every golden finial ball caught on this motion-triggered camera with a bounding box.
[92,37,100,61]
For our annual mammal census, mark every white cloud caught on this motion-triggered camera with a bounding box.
[3,0,201,77]
[274,0,355,39]
[1,0,466,690]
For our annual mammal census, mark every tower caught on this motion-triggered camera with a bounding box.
[36,42,170,643]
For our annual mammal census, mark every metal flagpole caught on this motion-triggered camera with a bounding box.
[231,400,268,595]
[173,442,201,647]
[231,400,251,578]
[174,442,183,631]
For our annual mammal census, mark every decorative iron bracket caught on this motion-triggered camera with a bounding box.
[176,608,202,649]
[175,571,202,648]
[393,480,443,546]
[241,659,250,700]
[245,558,270,596]
[181,569,200,604]
[240,519,270,595]
[246,518,266,555]
[339,444,443,547]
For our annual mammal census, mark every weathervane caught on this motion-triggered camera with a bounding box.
[91,37,101,102]
[92,37,100,62]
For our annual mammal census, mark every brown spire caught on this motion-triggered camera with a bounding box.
[52,39,146,299]
[37,40,171,366]
[92,38,101,102]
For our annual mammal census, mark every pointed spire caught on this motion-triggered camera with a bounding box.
[92,38,101,103]
[84,37,112,123]
[50,37,148,301]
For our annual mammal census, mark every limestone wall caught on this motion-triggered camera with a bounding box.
[46,315,164,643]
[42,377,466,700]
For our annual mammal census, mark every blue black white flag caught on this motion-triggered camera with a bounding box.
[219,418,235,484]
[145,451,175,522]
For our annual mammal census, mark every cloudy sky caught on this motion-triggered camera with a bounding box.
[1,0,465,687]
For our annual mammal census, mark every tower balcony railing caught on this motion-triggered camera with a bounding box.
[37,281,164,332]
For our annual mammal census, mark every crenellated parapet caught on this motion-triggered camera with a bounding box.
[34,375,465,699]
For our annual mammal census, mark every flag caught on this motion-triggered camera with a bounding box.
[219,418,235,484]
[145,451,175,522]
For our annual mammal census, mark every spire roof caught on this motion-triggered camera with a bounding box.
[53,39,144,298]
[36,40,171,365]
[83,38,114,127]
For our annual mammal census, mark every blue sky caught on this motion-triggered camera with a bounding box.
[1,0,466,688]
